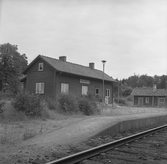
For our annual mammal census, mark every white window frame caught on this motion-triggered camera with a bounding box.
[105,89,110,97]
[38,63,43,71]
[145,97,149,103]
[36,82,44,94]
[95,88,99,96]
[61,83,69,94]
[82,86,88,95]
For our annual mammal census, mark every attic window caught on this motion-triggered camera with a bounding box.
[38,63,43,71]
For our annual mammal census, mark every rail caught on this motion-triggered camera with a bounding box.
[33,124,167,164]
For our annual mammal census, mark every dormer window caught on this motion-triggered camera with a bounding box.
[38,63,43,71]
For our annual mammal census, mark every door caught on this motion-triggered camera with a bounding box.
[158,98,165,107]
[138,97,143,106]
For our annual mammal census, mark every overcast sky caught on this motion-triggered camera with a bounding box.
[0,0,167,79]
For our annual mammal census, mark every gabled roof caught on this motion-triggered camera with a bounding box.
[131,87,167,96]
[23,55,116,82]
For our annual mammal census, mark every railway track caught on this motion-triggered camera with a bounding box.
[33,124,167,164]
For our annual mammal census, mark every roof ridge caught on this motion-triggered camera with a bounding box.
[41,55,102,72]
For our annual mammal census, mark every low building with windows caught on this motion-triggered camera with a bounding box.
[22,55,116,104]
[131,86,167,107]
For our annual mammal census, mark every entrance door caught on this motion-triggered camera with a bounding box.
[158,98,165,107]
[138,97,143,106]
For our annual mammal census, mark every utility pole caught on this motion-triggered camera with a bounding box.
[102,60,106,112]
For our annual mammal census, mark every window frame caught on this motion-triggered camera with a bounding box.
[38,63,44,71]
[105,88,110,97]
[145,97,149,103]
[82,86,88,95]
[35,82,44,94]
[95,88,99,96]
[61,83,69,94]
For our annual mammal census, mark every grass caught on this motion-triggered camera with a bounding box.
[0,100,86,144]
[0,99,166,144]
[101,103,167,116]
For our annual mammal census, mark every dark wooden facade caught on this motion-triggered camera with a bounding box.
[23,55,115,104]
[132,87,167,107]
[133,96,167,107]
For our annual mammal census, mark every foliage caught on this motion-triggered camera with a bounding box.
[77,95,99,115]
[56,93,99,115]
[114,97,128,106]
[0,92,14,100]
[113,74,167,99]
[13,91,43,117]
[122,86,133,97]
[57,93,79,114]
[0,43,28,93]
[0,102,5,111]
[126,95,133,101]
[44,97,57,110]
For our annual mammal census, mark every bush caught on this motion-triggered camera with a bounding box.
[126,95,133,101]
[13,91,43,117]
[0,102,5,113]
[57,93,79,114]
[0,92,15,100]
[77,95,99,115]
[114,97,128,106]
[44,97,57,110]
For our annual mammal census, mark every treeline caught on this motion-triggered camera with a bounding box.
[113,74,167,97]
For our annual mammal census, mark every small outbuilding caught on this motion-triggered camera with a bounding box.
[131,86,167,107]
[22,55,116,104]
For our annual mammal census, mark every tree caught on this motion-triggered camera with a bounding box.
[0,43,28,93]
[126,74,139,88]
[122,86,133,97]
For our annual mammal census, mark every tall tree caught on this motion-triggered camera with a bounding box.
[0,43,28,93]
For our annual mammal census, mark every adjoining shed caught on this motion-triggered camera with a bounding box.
[21,55,116,104]
[131,86,167,107]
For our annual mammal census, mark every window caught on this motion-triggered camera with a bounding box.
[105,89,110,97]
[95,88,99,96]
[82,86,88,95]
[38,63,43,71]
[36,83,44,94]
[61,83,69,94]
[145,97,149,103]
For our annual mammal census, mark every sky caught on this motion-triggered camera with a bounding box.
[0,0,167,79]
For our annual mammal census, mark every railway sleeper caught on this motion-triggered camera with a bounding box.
[113,148,167,160]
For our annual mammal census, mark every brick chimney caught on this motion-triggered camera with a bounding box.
[89,63,95,69]
[59,56,66,62]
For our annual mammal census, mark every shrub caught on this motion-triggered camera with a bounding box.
[0,102,5,111]
[44,97,57,110]
[13,91,43,117]
[126,95,133,101]
[57,93,79,114]
[77,95,99,115]
[114,97,128,106]
[0,92,14,100]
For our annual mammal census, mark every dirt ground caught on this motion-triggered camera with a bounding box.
[0,101,167,164]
